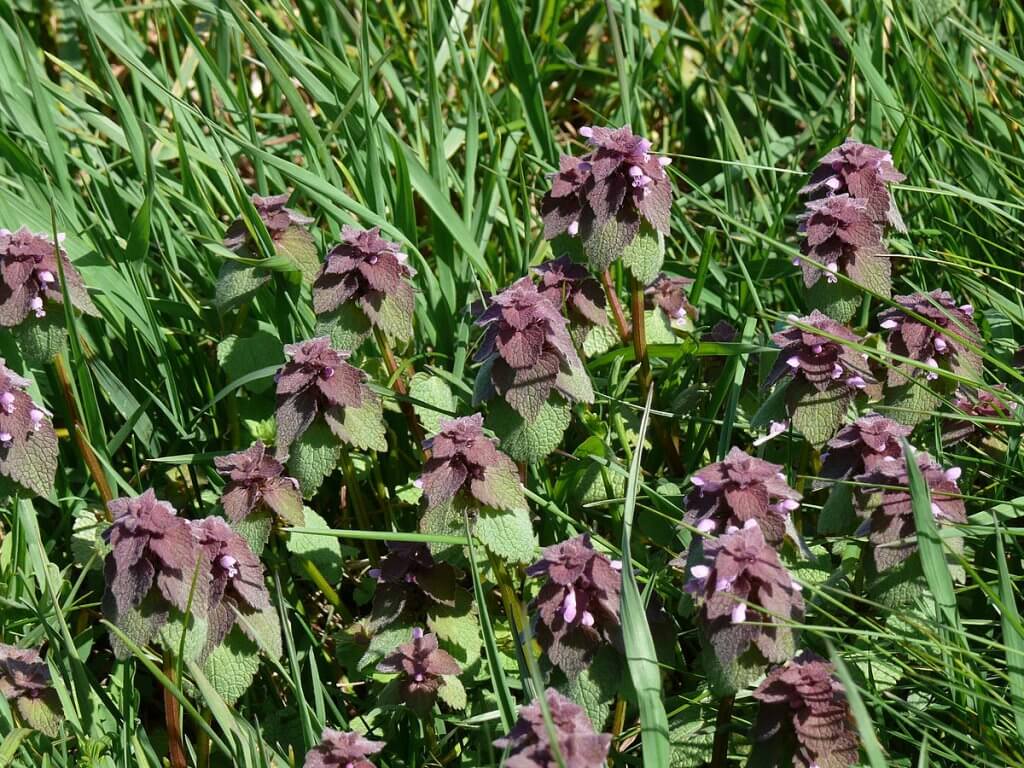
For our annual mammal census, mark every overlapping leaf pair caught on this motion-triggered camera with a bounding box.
[0,359,58,498]
[302,728,384,768]
[0,644,63,736]
[376,630,461,715]
[494,687,612,768]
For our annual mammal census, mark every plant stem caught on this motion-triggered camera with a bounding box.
[163,653,188,768]
[629,276,651,395]
[53,355,114,510]
[373,327,425,451]
[611,694,627,746]
[197,709,212,768]
[711,694,735,768]
[601,269,631,343]
[339,448,380,564]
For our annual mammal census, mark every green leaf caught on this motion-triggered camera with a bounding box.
[438,675,467,710]
[408,372,457,435]
[12,315,67,365]
[217,327,284,395]
[420,498,467,564]
[668,714,714,768]
[564,645,622,730]
[749,380,789,430]
[16,694,63,738]
[807,275,864,325]
[374,293,414,344]
[201,628,261,706]
[788,382,852,449]
[475,505,535,564]
[314,304,372,352]
[0,728,35,759]
[158,608,209,663]
[231,509,274,556]
[286,507,344,583]
[215,260,270,313]
[486,397,571,463]
[2,424,58,499]
[70,506,109,570]
[331,398,387,452]
[582,320,620,357]
[238,602,284,661]
[817,482,858,536]
[275,227,319,284]
[428,599,481,668]
[476,462,527,512]
[995,522,1024,743]
[884,381,941,427]
[286,421,340,497]
[644,309,677,345]
[620,222,666,284]
[358,623,413,671]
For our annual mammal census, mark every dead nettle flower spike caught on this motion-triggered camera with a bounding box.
[674,522,804,676]
[0,644,62,736]
[302,728,385,768]
[540,125,673,272]
[101,490,204,655]
[493,687,612,768]
[646,273,697,326]
[376,630,461,715]
[274,337,383,454]
[801,138,906,232]
[193,517,272,650]
[0,227,98,328]
[878,291,982,385]
[683,447,801,546]
[419,414,524,512]
[313,226,416,343]
[767,311,874,395]
[526,534,621,676]
[473,277,593,420]
[943,385,1019,445]
[817,414,912,487]
[532,255,607,330]
[223,193,314,252]
[752,651,859,768]
[0,359,58,498]
[215,441,303,525]
[795,195,886,289]
[855,452,966,572]
[369,542,462,625]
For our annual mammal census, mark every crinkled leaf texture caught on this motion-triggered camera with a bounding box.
[217,327,283,395]
[313,304,372,353]
[620,222,666,284]
[215,260,270,313]
[883,378,942,427]
[286,422,341,497]
[563,645,623,731]
[286,507,344,583]
[409,372,457,436]
[12,314,66,365]
[787,381,853,449]
[428,598,482,668]
[276,227,320,284]
[0,416,58,499]
[437,675,467,709]
[419,496,467,565]
[486,397,571,463]
[328,396,387,453]
[806,278,863,326]
[231,509,274,558]
[475,505,536,564]
[200,627,262,706]
[16,694,64,738]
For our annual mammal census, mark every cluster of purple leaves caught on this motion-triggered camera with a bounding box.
[683,447,802,545]
[532,255,607,330]
[878,291,981,385]
[223,193,313,252]
[646,273,697,323]
[752,652,859,768]
[376,630,461,715]
[677,522,804,673]
[101,489,272,658]
[0,227,98,327]
[817,414,911,487]
[494,688,611,768]
[943,386,1018,445]
[854,452,966,572]
[419,414,523,511]
[367,542,465,632]
[215,441,303,524]
[0,644,54,707]
[0,359,58,497]
[540,125,672,268]
[473,278,592,420]
[303,728,384,768]
[526,534,621,677]
[767,311,874,395]
[274,337,381,454]
[795,196,885,289]
[313,226,416,342]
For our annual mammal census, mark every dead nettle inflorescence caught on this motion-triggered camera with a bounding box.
[101,490,204,657]
[215,441,303,525]
[274,337,385,458]
[801,139,906,232]
[943,385,1019,446]
[751,651,860,768]
[0,644,63,736]
[795,195,886,291]
[683,447,801,546]
[223,193,314,253]
[674,522,804,692]
[646,273,697,329]
[193,517,274,652]
[817,414,912,487]
[312,225,416,344]
[368,541,465,633]
[855,452,966,573]
[494,687,612,768]
[540,125,673,279]
[526,534,621,677]
[878,291,982,387]
[302,728,385,768]
[532,255,607,333]
[766,311,875,447]
[0,359,58,498]
[0,227,98,328]
[376,630,461,716]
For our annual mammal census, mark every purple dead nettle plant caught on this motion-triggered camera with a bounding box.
[646,273,697,328]
[0,644,62,736]
[683,447,801,546]
[794,195,886,290]
[223,193,314,252]
[817,414,912,487]
[313,226,416,343]
[943,385,1019,445]
[0,359,58,497]
[855,452,966,573]
[376,630,461,715]
[674,522,803,689]
[274,337,384,456]
[532,255,607,332]
[0,227,98,328]
[101,490,206,657]
[526,534,621,676]
[368,542,463,630]
[801,139,906,232]
[540,125,672,275]
[878,291,982,386]
[494,687,612,768]
[302,728,385,768]
[751,651,860,768]
[473,277,593,420]
[215,441,303,525]
[192,517,273,652]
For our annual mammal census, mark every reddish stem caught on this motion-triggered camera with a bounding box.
[601,269,630,343]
